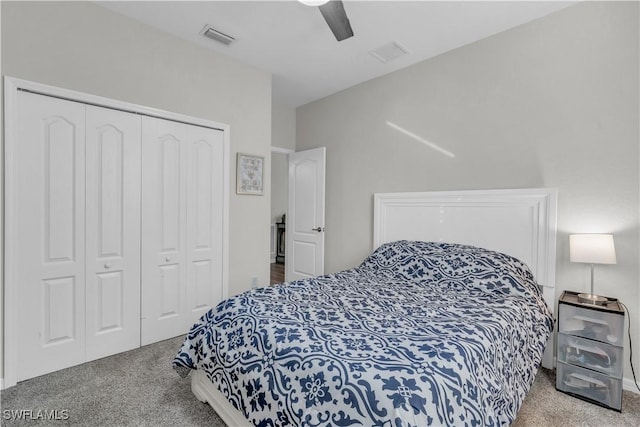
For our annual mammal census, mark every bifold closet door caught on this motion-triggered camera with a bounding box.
[141,116,224,345]
[85,105,141,362]
[15,92,87,381]
[13,91,142,381]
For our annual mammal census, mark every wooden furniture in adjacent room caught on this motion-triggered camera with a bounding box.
[275,221,286,264]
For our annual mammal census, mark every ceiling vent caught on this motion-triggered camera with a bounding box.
[200,24,235,46]
[369,41,409,64]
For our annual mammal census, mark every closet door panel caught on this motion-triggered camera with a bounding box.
[158,135,182,254]
[142,117,225,344]
[186,129,225,325]
[15,92,86,381]
[85,106,141,361]
[141,116,188,344]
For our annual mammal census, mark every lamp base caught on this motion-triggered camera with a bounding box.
[577,293,608,306]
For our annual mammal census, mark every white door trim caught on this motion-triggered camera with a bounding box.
[2,76,230,389]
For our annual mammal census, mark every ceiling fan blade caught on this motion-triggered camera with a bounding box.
[318,0,354,42]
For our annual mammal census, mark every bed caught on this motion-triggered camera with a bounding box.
[174,188,557,426]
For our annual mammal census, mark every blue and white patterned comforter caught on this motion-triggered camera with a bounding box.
[174,241,553,426]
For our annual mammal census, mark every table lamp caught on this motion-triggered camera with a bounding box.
[569,233,616,305]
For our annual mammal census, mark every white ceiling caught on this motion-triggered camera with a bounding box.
[97,1,574,107]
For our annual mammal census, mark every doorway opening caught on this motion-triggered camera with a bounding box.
[270,149,289,284]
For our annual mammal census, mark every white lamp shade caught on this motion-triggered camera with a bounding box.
[570,234,617,265]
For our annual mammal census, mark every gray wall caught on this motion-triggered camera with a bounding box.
[1,1,272,294]
[297,1,639,385]
[272,103,296,152]
[271,103,296,225]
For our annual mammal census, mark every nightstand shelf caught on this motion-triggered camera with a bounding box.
[556,290,624,411]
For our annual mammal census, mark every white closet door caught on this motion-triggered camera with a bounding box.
[141,116,187,344]
[85,106,141,361]
[15,91,86,381]
[186,125,225,326]
[141,116,224,344]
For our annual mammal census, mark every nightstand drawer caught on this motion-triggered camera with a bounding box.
[556,361,622,411]
[558,303,624,345]
[557,333,623,378]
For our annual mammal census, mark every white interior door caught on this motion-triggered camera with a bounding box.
[286,147,326,281]
[14,91,86,381]
[141,116,225,344]
[85,106,141,361]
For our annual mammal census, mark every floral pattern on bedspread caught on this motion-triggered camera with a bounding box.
[174,241,553,426]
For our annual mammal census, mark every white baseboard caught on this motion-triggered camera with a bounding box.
[623,377,640,394]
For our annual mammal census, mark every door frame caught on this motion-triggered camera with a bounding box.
[2,77,230,389]
[270,146,294,267]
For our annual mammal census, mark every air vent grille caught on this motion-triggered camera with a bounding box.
[200,24,235,46]
[369,41,409,64]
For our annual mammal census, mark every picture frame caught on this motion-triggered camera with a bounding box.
[236,153,264,195]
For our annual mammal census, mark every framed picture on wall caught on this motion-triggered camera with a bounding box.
[236,153,264,195]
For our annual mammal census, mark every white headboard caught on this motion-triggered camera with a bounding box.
[373,188,557,305]
[373,188,557,368]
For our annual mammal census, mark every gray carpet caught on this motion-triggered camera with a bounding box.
[1,336,224,427]
[1,336,639,426]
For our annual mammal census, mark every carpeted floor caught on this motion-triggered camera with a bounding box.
[1,337,223,427]
[1,336,639,426]
[513,367,640,427]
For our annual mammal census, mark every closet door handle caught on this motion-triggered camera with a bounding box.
[312,227,324,232]
[104,263,112,269]
[165,256,171,262]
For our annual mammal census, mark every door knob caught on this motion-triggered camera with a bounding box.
[165,256,171,262]
[104,263,112,269]
[312,227,324,232]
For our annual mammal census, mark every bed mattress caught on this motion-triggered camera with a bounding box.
[174,241,553,426]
